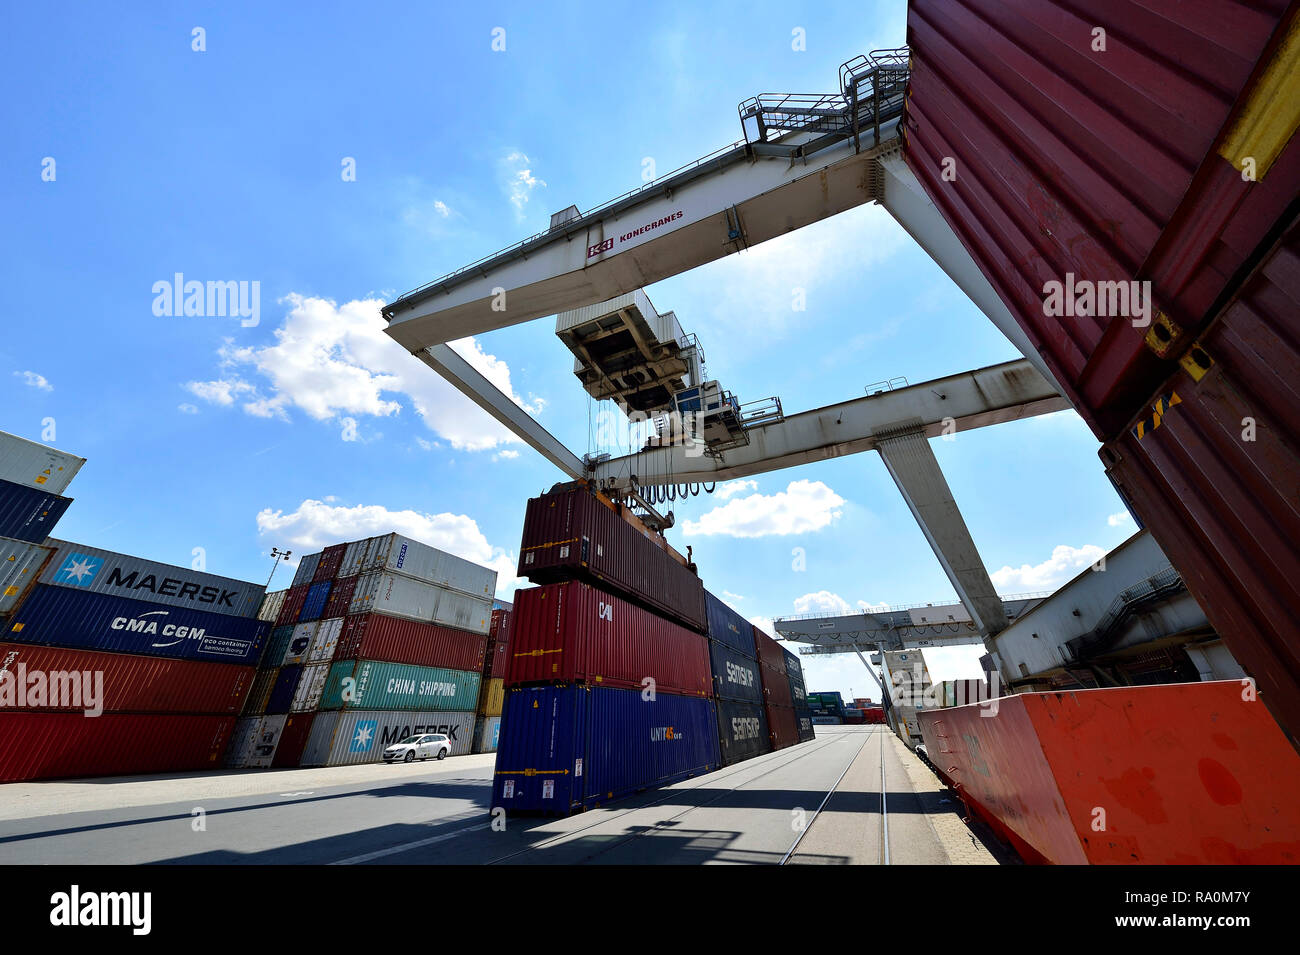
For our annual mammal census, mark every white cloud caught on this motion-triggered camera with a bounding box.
[256,498,522,598]
[1107,511,1132,527]
[721,590,745,602]
[794,590,854,615]
[714,479,757,500]
[178,403,199,414]
[750,616,775,639]
[858,598,891,612]
[683,480,844,538]
[185,295,535,450]
[15,371,53,392]
[502,151,546,217]
[433,200,450,217]
[493,449,520,461]
[990,544,1107,593]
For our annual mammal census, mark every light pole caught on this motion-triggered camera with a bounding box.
[266,547,293,590]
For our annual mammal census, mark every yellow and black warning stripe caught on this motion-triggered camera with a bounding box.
[1131,391,1182,441]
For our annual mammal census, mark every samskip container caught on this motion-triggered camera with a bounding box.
[276,585,309,626]
[299,708,476,766]
[335,612,487,672]
[518,485,706,632]
[6,585,268,665]
[0,712,234,782]
[473,715,502,753]
[323,574,358,619]
[314,543,346,583]
[299,580,332,622]
[0,538,53,617]
[272,712,317,768]
[715,698,771,766]
[765,703,799,751]
[506,580,712,697]
[364,533,497,599]
[319,659,481,712]
[708,639,764,705]
[705,591,757,657]
[349,571,491,635]
[291,552,321,588]
[477,677,504,716]
[291,662,331,712]
[282,622,318,666]
[40,539,266,618]
[0,642,253,715]
[0,431,85,495]
[492,684,719,813]
[265,665,302,714]
[796,708,816,742]
[0,480,72,544]
[257,589,287,623]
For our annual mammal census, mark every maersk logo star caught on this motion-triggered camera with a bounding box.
[56,554,103,587]
[351,720,378,752]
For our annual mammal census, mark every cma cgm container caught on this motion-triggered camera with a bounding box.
[265,664,303,715]
[0,539,53,617]
[716,698,771,765]
[272,712,317,768]
[705,591,757,657]
[323,574,358,618]
[6,586,267,665]
[507,581,712,697]
[299,580,332,622]
[0,712,234,782]
[276,584,310,626]
[335,612,487,672]
[492,684,719,814]
[518,484,706,632]
[766,703,799,751]
[363,533,497,599]
[0,642,253,714]
[319,659,480,712]
[349,571,492,635]
[313,543,346,583]
[291,552,321,588]
[0,430,84,494]
[40,539,266,618]
[473,715,502,753]
[0,480,71,544]
[257,589,287,624]
[299,708,476,766]
[709,640,764,706]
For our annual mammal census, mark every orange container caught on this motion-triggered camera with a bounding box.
[919,681,1300,864]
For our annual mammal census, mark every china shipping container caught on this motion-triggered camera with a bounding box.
[518,484,707,632]
[6,586,268,665]
[903,0,1300,441]
[0,538,54,617]
[765,703,799,751]
[362,533,497,599]
[335,612,487,673]
[492,684,720,814]
[276,584,310,626]
[323,574,358,619]
[715,698,771,766]
[348,571,492,635]
[0,712,234,783]
[705,591,758,657]
[40,539,266,618]
[473,715,502,753]
[1102,219,1300,746]
[272,712,317,768]
[299,580,332,622]
[506,580,712,697]
[291,552,321,588]
[760,658,794,710]
[0,480,72,544]
[291,661,331,712]
[307,616,343,665]
[319,659,481,712]
[339,538,369,578]
[257,589,287,623]
[0,642,253,715]
[261,626,294,670]
[281,621,318,667]
[242,668,277,716]
[478,677,505,717]
[244,714,288,768]
[709,640,764,706]
[299,708,476,766]
[265,665,303,715]
[796,709,816,742]
[0,430,85,495]
[313,543,347,583]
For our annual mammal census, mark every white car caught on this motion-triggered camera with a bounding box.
[383,733,451,763]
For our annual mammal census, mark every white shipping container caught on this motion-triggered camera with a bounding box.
[245,714,288,768]
[257,589,287,623]
[224,717,263,768]
[291,552,321,588]
[291,662,331,713]
[339,538,370,578]
[349,571,491,635]
[0,537,54,615]
[283,622,319,666]
[0,431,85,495]
[299,711,341,767]
[307,616,343,664]
[364,534,497,599]
[472,716,501,754]
[312,709,477,765]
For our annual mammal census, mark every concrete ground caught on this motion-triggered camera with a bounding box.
[0,725,1011,865]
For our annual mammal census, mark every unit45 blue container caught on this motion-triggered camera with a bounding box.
[493,684,720,814]
[299,581,332,622]
[704,591,757,658]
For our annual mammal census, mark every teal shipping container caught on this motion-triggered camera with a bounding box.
[318,659,481,712]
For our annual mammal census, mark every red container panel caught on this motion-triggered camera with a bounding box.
[0,642,253,715]
[518,485,706,632]
[272,712,316,768]
[335,612,486,672]
[765,702,799,751]
[314,543,347,583]
[753,626,787,676]
[759,660,794,710]
[903,0,1299,439]
[323,573,358,619]
[276,584,309,626]
[0,712,235,783]
[507,580,712,697]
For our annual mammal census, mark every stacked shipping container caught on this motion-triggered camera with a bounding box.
[705,592,770,766]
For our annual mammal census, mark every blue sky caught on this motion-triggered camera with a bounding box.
[2,2,1136,696]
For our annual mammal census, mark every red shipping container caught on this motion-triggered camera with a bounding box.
[0,712,235,783]
[0,642,253,715]
[759,659,794,710]
[272,712,316,768]
[313,543,347,583]
[484,608,513,678]
[765,703,799,751]
[276,584,310,626]
[323,573,358,619]
[507,580,712,697]
[518,483,706,632]
[335,612,486,672]
[753,626,787,676]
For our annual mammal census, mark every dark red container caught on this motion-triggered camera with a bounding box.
[484,608,512,678]
[753,627,787,676]
[507,580,712,697]
[903,0,1300,439]
[0,642,253,715]
[272,712,316,768]
[335,612,487,672]
[518,483,706,632]
[0,712,235,782]
[323,573,358,619]
[1102,220,1300,746]
[759,660,794,710]
[765,703,799,751]
[314,543,347,583]
[276,584,309,626]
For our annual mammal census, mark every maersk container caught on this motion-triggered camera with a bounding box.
[257,589,287,623]
[307,616,343,665]
[265,665,302,715]
[290,662,331,712]
[477,677,504,717]
[765,703,799,751]
[291,552,321,588]
[300,708,476,766]
[507,580,712,697]
[6,585,267,665]
[319,659,481,712]
[518,484,707,632]
[299,580,332,622]
[40,539,266,619]
[242,668,277,716]
[260,625,294,670]
[283,621,318,666]
[314,543,346,582]
[0,480,72,544]
[0,642,253,715]
[244,713,288,768]
[276,584,309,626]
[708,639,763,705]
[705,591,757,657]
[492,684,720,814]
[473,715,502,753]
[0,712,234,783]
[335,612,487,673]
[0,430,85,494]
[339,537,372,578]
[716,699,771,766]
[0,538,53,617]
[363,533,497,599]
[323,573,358,619]
[272,712,317,768]
[349,571,491,635]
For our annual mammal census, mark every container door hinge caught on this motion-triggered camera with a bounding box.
[1142,310,1182,358]
[1178,341,1215,382]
